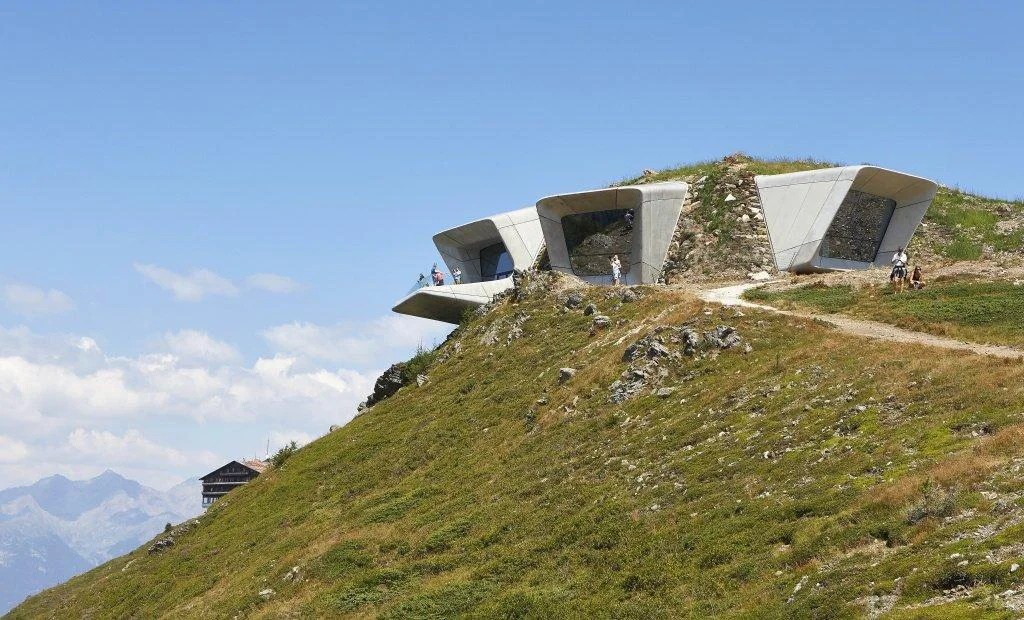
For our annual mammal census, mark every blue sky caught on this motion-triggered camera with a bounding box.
[1,1,1021,488]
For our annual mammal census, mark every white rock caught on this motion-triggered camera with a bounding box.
[259,588,274,601]
[1012,563,1020,573]
[725,193,736,202]
[748,271,771,281]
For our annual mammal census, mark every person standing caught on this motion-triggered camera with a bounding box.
[610,254,622,285]
[452,267,462,284]
[431,263,444,286]
[890,247,908,292]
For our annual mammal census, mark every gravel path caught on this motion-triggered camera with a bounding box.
[696,281,1024,360]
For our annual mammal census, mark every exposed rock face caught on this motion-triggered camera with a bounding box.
[610,324,745,403]
[481,311,530,346]
[366,363,406,407]
[147,537,174,555]
[659,156,777,284]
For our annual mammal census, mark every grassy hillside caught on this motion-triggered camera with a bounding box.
[746,276,1024,349]
[14,271,1024,619]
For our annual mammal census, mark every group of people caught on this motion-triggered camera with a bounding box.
[890,246,924,292]
[419,264,462,287]
[421,246,918,291]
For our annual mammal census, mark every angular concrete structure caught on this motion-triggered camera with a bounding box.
[392,207,544,323]
[754,166,937,273]
[536,182,689,285]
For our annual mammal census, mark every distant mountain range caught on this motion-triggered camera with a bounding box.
[0,470,201,614]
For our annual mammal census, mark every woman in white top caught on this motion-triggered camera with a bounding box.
[610,254,622,285]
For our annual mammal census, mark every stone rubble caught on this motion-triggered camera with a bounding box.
[610,324,745,403]
[658,155,778,284]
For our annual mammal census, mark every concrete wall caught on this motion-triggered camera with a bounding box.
[393,207,544,324]
[754,166,937,273]
[536,182,689,285]
[432,207,544,283]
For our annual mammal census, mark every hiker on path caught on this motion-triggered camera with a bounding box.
[890,247,909,292]
[610,254,622,285]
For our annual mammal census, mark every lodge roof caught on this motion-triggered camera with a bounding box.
[199,459,267,481]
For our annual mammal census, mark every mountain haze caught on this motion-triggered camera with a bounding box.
[0,471,201,613]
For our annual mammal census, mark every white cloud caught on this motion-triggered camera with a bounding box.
[158,329,241,364]
[245,273,304,294]
[3,283,75,316]
[64,428,197,466]
[134,264,238,302]
[0,434,30,463]
[260,315,450,366]
[269,429,315,452]
[0,312,428,490]
[0,328,377,429]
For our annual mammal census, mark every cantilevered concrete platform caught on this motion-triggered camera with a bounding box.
[392,207,544,323]
[392,279,514,324]
[755,166,937,273]
[536,182,688,285]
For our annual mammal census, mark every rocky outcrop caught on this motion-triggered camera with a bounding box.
[659,156,777,283]
[610,324,746,403]
[365,363,406,408]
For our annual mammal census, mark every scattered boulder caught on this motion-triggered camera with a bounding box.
[748,270,772,281]
[148,537,174,555]
[283,566,301,582]
[611,324,745,402]
[621,289,639,303]
[329,424,341,432]
[481,311,530,346]
[682,329,700,356]
[559,368,577,383]
[365,363,405,407]
[704,325,742,349]
[415,374,429,387]
[259,588,274,601]
[584,303,597,316]
[564,293,583,309]
[592,315,611,328]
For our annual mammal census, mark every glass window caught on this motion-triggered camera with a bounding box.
[561,209,633,276]
[820,190,896,263]
[480,242,514,280]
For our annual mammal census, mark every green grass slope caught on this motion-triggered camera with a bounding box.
[746,276,1024,349]
[13,272,1024,619]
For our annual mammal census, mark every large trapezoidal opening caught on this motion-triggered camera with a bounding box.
[820,190,896,263]
[561,208,633,276]
[480,242,514,281]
